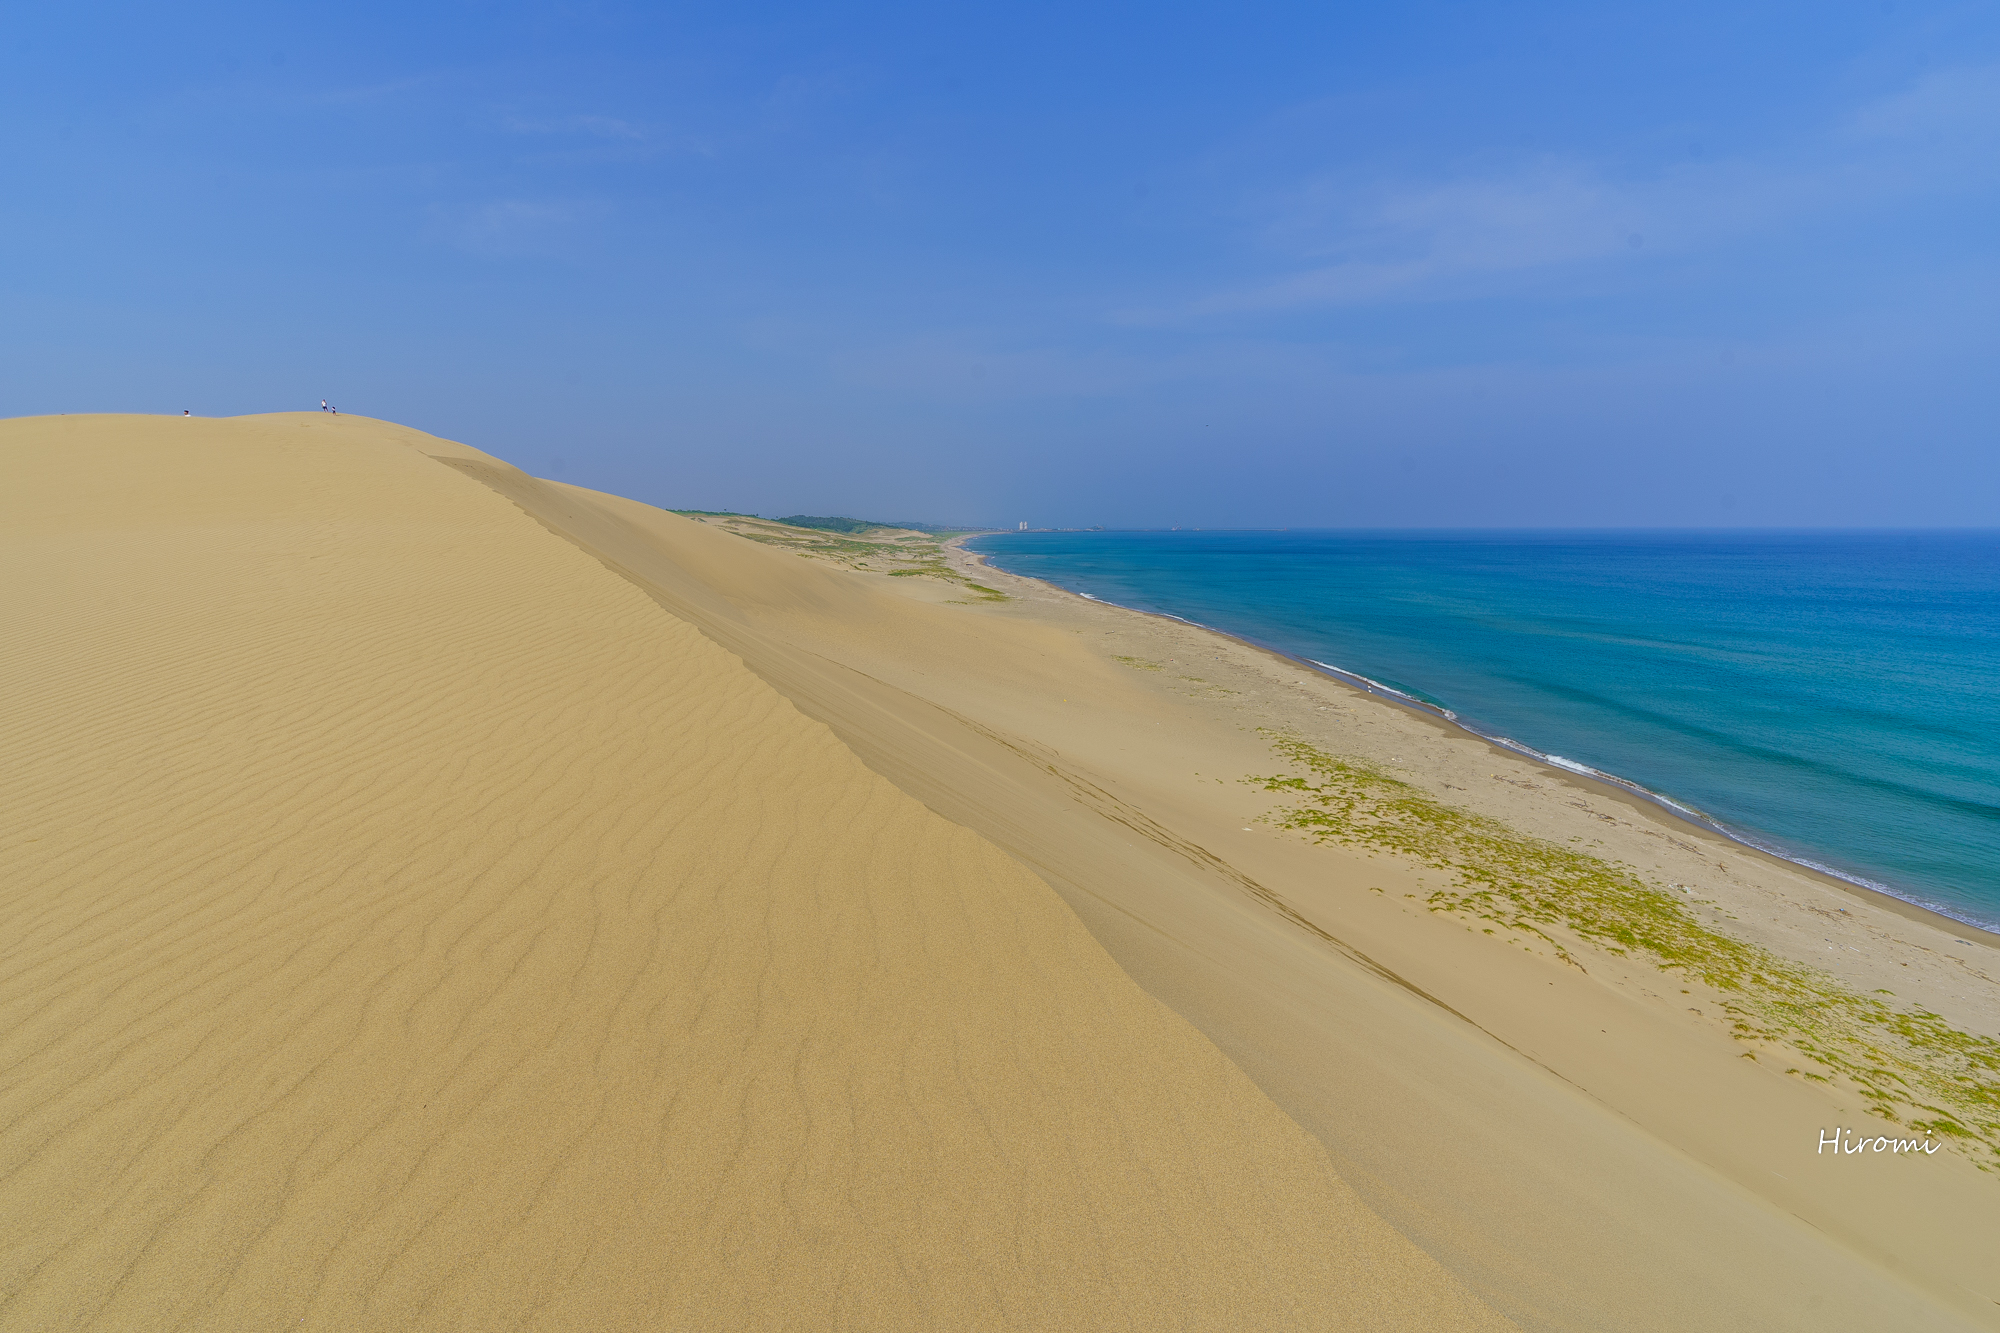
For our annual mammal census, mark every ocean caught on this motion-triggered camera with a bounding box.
[966,530,2000,933]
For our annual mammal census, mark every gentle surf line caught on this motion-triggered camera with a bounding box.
[986,554,1999,938]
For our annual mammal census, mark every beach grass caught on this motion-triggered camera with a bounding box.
[1248,733,2000,1167]
[697,514,1007,599]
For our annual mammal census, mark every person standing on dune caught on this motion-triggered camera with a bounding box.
[321,399,328,412]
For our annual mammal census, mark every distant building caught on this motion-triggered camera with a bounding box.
[1018,521,1027,531]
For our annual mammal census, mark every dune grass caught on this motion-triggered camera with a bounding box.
[1248,732,2000,1167]
[701,515,1006,599]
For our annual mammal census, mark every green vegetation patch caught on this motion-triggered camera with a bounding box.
[700,514,1006,599]
[1113,655,1164,671]
[776,515,884,534]
[1247,732,2000,1166]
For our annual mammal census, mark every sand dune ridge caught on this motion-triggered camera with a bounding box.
[0,413,1508,1330]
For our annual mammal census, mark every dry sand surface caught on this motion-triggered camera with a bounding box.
[4,413,1996,1331]
[1,413,1508,1331]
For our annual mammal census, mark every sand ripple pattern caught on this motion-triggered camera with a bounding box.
[0,414,1507,1331]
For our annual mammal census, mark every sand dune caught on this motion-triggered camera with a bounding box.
[426,444,1999,1329]
[0,414,1510,1330]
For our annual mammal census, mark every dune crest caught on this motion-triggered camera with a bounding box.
[0,414,1508,1330]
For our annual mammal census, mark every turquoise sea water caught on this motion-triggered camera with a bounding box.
[967,531,2000,932]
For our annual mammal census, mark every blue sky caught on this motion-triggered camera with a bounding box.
[4,2,1996,527]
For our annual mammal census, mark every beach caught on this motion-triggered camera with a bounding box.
[957,528,2000,937]
[4,412,1996,1331]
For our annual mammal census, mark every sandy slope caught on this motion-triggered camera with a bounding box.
[0,413,1512,1331]
[424,449,1999,1329]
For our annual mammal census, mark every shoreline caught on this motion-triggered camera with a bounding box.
[952,536,2000,949]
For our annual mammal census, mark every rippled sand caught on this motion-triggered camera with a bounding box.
[0,413,1510,1330]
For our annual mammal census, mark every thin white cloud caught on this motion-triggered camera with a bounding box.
[831,336,1158,399]
[501,113,648,140]
[495,111,717,164]
[319,76,438,105]
[1847,62,2000,145]
[1171,64,2000,318]
[431,198,609,258]
[825,328,1364,404]
[1213,163,1656,311]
